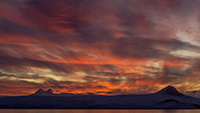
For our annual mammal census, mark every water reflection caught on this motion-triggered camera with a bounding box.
[0,110,199,113]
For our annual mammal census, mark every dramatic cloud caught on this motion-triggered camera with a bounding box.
[0,0,200,96]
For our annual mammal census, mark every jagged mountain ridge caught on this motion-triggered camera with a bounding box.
[32,89,54,96]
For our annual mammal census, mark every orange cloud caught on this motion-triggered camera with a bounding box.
[0,0,200,96]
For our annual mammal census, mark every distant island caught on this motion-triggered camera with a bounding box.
[0,86,200,109]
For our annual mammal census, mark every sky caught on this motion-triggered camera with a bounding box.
[1,0,200,96]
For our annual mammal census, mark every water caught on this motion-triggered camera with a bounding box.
[0,110,199,113]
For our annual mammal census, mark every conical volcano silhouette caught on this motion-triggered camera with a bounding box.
[156,86,184,96]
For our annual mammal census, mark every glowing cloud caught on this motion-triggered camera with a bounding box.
[0,0,200,96]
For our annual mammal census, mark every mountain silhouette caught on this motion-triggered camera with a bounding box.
[2,86,200,109]
[32,89,54,96]
[155,86,184,96]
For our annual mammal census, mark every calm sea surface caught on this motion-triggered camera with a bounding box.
[0,110,199,113]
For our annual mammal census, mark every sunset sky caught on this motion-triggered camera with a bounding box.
[1,0,200,96]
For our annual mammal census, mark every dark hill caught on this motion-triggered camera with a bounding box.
[155,86,184,96]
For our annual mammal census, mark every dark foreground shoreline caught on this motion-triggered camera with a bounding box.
[0,94,200,109]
